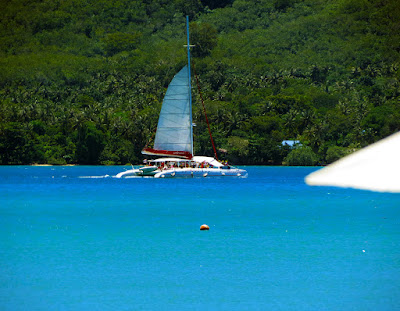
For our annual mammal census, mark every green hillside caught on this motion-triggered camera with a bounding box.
[0,0,399,165]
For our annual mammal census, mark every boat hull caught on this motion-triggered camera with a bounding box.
[115,167,158,178]
[116,167,247,178]
[154,167,247,178]
[116,156,247,178]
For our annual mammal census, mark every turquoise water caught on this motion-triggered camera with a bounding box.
[1,166,399,310]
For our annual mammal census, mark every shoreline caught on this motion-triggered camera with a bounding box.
[0,163,323,167]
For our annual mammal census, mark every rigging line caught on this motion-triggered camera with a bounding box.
[192,61,219,161]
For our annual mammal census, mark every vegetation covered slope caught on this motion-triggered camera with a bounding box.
[0,0,399,165]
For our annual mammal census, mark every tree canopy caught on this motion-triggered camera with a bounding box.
[0,0,399,165]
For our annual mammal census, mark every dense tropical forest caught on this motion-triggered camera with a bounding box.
[0,0,399,165]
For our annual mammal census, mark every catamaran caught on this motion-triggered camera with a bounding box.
[116,17,247,178]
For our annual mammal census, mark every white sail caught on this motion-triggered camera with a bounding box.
[143,66,192,158]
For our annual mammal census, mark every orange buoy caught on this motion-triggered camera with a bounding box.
[200,224,210,231]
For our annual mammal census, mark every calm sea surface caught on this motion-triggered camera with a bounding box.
[1,166,399,310]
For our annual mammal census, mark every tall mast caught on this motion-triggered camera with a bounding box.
[186,15,194,157]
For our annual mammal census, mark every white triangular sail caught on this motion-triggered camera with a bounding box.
[305,131,400,192]
[154,66,192,152]
[142,65,193,159]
